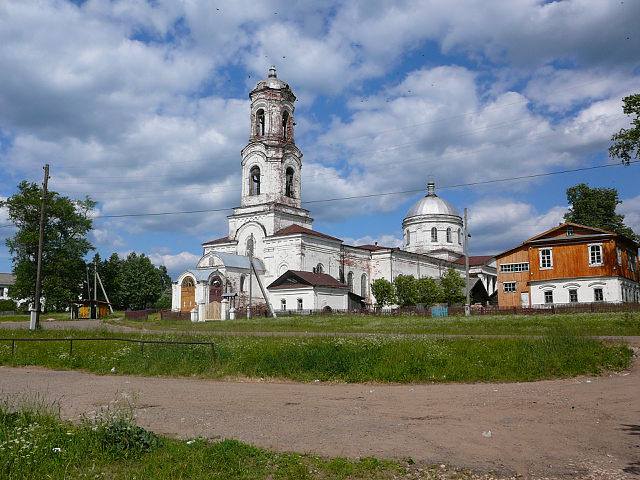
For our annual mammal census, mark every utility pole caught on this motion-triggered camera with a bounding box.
[247,253,253,319]
[30,164,50,331]
[464,208,470,317]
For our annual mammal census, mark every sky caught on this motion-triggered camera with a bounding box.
[0,0,639,279]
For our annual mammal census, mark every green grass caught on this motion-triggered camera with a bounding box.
[110,311,640,336]
[0,312,74,323]
[2,403,443,480]
[0,329,631,383]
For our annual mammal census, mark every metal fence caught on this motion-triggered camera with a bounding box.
[0,337,216,356]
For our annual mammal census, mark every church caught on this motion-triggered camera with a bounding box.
[171,67,497,319]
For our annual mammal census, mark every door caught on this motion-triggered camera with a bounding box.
[520,292,529,307]
[180,278,196,312]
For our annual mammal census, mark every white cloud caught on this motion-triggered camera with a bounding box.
[343,234,403,249]
[148,251,201,278]
[619,195,640,236]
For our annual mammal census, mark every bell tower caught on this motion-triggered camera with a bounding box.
[227,67,313,245]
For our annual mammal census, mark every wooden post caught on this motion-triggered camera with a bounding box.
[30,164,49,331]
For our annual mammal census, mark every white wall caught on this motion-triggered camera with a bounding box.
[529,277,639,305]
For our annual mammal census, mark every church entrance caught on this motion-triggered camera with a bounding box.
[180,277,195,313]
[206,276,223,320]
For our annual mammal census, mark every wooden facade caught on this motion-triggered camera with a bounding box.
[496,223,639,307]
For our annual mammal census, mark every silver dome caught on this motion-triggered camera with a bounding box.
[253,66,290,91]
[405,182,460,218]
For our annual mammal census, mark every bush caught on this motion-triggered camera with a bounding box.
[94,416,161,458]
[0,299,16,312]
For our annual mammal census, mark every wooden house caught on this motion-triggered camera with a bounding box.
[496,223,639,307]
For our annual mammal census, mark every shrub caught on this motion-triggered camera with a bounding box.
[94,416,161,458]
[0,299,16,312]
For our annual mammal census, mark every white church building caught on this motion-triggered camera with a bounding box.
[172,67,496,319]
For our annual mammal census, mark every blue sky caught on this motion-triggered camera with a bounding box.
[1,0,639,278]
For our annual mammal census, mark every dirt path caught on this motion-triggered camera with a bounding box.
[1,361,638,479]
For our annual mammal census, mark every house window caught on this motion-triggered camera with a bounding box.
[566,226,574,236]
[281,299,287,311]
[297,298,303,310]
[503,282,516,293]
[589,244,603,266]
[360,274,367,298]
[544,290,553,304]
[282,110,289,140]
[539,248,553,269]
[285,167,294,197]
[500,263,529,272]
[249,166,261,195]
[446,227,452,243]
[256,109,265,136]
[347,271,354,292]
[431,227,438,242]
[594,288,604,302]
[617,247,622,266]
[569,289,578,303]
[628,250,637,272]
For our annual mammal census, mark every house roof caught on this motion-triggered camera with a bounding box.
[202,236,233,246]
[0,273,15,285]
[272,224,342,242]
[453,255,494,267]
[526,222,612,242]
[268,270,348,290]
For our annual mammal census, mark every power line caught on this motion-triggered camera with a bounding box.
[92,160,639,219]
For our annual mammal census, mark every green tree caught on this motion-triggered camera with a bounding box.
[416,277,443,307]
[91,252,124,306]
[1,182,94,311]
[609,93,640,165]
[440,268,465,306]
[371,278,396,307]
[393,274,419,306]
[116,253,167,310]
[564,183,638,241]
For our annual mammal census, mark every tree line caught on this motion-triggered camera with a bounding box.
[371,268,466,308]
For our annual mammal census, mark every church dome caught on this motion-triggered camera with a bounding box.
[253,66,290,91]
[405,182,459,218]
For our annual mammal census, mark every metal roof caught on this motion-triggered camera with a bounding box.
[0,273,15,285]
[405,181,460,218]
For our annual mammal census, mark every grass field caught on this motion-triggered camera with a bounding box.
[0,312,73,323]
[109,311,640,336]
[0,329,631,383]
[2,403,468,480]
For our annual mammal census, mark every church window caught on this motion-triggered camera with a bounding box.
[360,274,367,298]
[446,227,452,243]
[246,235,254,257]
[285,167,295,197]
[406,230,410,245]
[457,229,461,245]
[431,227,438,242]
[314,263,324,274]
[297,298,303,310]
[250,166,261,195]
[282,110,289,140]
[181,277,194,287]
[339,267,345,283]
[281,298,287,311]
[240,275,246,292]
[347,271,354,292]
[256,109,265,136]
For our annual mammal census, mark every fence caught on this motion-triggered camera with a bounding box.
[123,309,157,321]
[159,310,191,321]
[447,302,640,316]
[0,337,216,356]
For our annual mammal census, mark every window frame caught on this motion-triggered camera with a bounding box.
[500,262,530,273]
[280,298,287,311]
[568,289,578,303]
[588,243,603,267]
[296,298,303,310]
[503,281,516,293]
[431,227,438,242]
[593,287,604,302]
[544,290,554,304]
[446,227,452,243]
[539,248,553,270]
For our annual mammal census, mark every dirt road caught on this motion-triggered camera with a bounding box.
[1,361,638,479]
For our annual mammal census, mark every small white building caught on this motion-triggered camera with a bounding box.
[0,273,15,301]
[172,68,497,319]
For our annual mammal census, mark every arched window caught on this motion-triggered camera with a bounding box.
[282,110,289,140]
[347,271,354,292]
[314,263,324,274]
[457,229,462,245]
[285,167,294,197]
[406,230,411,245]
[181,277,194,287]
[240,275,246,292]
[256,109,265,136]
[246,235,254,257]
[446,227,452,243]
[431,227,438,242]
[249,166,260,195]
[360,274,367,298]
